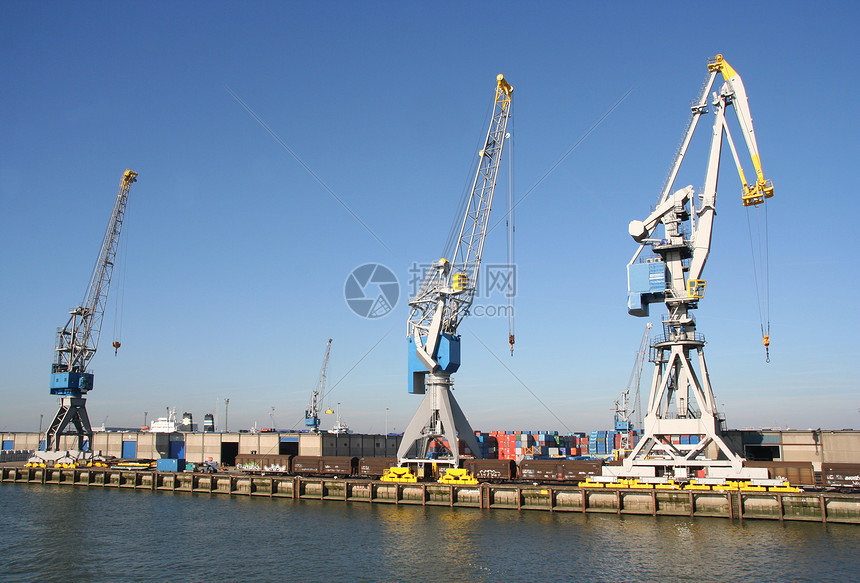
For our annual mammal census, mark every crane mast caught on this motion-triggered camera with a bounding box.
[622,55,773,479]
[398,75,513,466]
[305,338,332,431]
[45,169,137,453]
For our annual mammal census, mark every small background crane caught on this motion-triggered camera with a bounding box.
[305,338,332,432]
[613,323,652,449]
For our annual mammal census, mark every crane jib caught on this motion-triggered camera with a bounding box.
[50,170,137,395]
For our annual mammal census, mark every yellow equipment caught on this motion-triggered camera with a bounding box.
[380,467,418,483]
[438,468,478,485]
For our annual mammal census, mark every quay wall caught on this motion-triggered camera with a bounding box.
[2,466,858,524]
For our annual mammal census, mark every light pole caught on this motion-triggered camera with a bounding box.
[224,398,230,433]
[385,408,389,435]
[144,411,148,428]
[39,414,44,450]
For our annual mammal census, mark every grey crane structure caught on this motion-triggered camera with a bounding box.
[397,75,513,467]
[622,55,773,478]
[45,170,138,454]
[614,322,653,448]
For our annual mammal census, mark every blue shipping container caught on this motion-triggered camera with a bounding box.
[156,458,186,472]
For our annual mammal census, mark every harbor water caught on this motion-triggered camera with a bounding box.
[1,484,859,582]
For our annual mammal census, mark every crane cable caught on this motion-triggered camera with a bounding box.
[506,110,516,355]
[746,200,771,362]
[112,219,129,356]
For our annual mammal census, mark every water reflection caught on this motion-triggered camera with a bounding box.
[1,486,858,582]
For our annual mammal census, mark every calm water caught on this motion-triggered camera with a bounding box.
[1,484,858,582]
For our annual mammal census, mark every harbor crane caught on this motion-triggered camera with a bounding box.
[305,338,332,431]
[397,74,513,467]
[622,54,774,478]
[45,170,138,455]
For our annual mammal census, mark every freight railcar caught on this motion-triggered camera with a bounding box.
[291,456,358,478]
[235,454,293,474]
[462,459,517,483]
[822,463,860,491]
[358,457,397,479]
[518,459,604,483]
[745,461,815,486]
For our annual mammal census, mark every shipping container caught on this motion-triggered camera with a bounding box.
[156,458,186,472]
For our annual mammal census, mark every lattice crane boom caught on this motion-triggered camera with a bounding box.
[408,74,514,373]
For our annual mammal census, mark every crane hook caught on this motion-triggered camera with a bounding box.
[762,334,770,363]
[509,333,515,356]
[112,340,121,356]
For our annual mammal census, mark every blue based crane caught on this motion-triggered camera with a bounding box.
[45,170,137,455]
[622,54,774,479]
[305,338,332,432]
[397,75,513,467]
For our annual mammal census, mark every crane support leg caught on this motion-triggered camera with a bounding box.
[45,396,93,452]
[397,373,482,466]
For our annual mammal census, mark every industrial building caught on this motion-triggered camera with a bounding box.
[2,429,857,471]
[1,431,403,466]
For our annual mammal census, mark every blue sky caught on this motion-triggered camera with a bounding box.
[2,2,858,434]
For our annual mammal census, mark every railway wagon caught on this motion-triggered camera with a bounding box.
[234,454,292,474]
[463,459,517,482]
[519,459,603,482]
[358,457,396,478]
[822,463,860,490]
[745,461,815,486]
[292,456,357,477]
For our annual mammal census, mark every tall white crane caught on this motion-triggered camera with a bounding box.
[305,338,332,432]
[397,75,513,467]
[46,170,138,453]
[622,54,773,478]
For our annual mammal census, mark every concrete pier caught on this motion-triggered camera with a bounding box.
[3,465,859,524]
